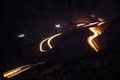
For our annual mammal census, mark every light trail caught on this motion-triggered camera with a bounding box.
[87,27,102,52]
[84,22,99,27]
[40,38,49,52]
[47,33,62,49]
[31,62,46,67]
[97,21,105,26]
[98,18,104,22]
[97,18,105,26]
[3,62,46,78]
[3,64,31,78]
[76,22,99,28]
[39,33,62,52]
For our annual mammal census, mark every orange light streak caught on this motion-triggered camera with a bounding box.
[3,64,31,78]
[31,62,46,67]
[3,62,46,78]
[87,18,105,52]
[87,27,102,52]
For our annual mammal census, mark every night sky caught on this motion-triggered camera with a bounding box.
[1,0,119,34]
[0,0,120,79]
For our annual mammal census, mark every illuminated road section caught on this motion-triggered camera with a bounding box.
[40,38,49,52]
[47,33,62,49]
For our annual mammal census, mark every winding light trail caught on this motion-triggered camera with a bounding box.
[87,27,102,52]
[40,38,49,52]
[87,18,105,52]
[47,33,62,49]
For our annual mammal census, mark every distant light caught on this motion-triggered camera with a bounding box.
[91,14,96,18]
[55,24,61,28]
[18,34,25,38]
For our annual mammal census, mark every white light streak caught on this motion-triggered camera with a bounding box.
[39,38,49,52]
[84,22,99,27]
[76,22,99,28]
[47,33,62,49]
[76,23,86,27]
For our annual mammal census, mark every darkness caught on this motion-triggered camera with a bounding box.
[0,0,120,80]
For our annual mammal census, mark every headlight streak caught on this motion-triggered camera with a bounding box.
[40,38,49,52]
[47,33,62,49]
